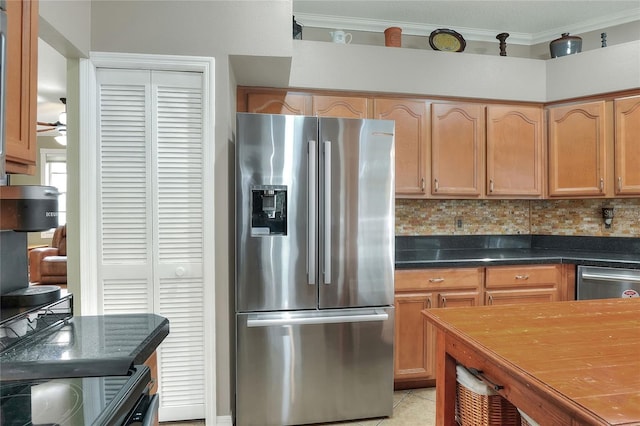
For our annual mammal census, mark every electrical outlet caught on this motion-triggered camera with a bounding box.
[455,217,463,229]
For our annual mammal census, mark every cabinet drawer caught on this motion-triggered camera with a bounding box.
[395,268,483,291]
[485,265,561,288]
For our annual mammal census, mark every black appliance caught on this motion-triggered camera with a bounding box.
[1,185,62,308]
[0,364,158,426]
[0,296,169,425]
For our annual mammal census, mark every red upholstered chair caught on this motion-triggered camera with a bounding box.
[29,224,67,285]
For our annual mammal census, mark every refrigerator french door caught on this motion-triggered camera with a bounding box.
[235,113,395,426]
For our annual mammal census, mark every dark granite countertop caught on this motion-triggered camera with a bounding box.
[0,313,169,381]
[396,235,640,269]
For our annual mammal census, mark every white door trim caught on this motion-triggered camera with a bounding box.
[78,52,216,424]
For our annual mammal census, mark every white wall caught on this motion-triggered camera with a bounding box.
[39,0,91,57]
[546,40,640,101]
[290,40,547,101]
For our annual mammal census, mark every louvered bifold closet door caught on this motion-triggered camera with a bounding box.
[97,69,153,313]
[96,68,206,421]
[152,71,205,420]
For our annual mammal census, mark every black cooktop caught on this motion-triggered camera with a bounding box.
[0,365,151,426]
[1,313,169,381]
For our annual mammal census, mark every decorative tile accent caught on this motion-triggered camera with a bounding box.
[531,199,640,237]
[396,199,640,237]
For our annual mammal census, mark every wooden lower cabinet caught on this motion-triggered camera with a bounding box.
[144,352,160,426]
[394,292,434,383]
[144,351,159,395]
[394,264,574,388]
[394,268,482,388]
[485,264,570,305]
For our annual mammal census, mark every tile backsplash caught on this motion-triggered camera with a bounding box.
[396,198,640,237]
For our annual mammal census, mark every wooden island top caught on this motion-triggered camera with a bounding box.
[423,298,640,426]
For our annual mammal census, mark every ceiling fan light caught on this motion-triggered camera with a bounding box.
[54,135,67,146]
[58,111,67,125]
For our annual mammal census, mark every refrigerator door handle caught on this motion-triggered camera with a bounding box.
[308,140,317,285]
[323,141,332,285]
[246,310,389,327]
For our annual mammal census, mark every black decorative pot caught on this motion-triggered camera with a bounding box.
[550,33,582,58]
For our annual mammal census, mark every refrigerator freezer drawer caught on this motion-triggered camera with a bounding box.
[235,307,394,426]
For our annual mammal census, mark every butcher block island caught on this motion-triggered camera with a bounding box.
[423,298,640,426]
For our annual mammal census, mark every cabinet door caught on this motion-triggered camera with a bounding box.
[5,0,38,174]
[312,95,368,118]
[486,105,543,197]
[548,101,608,197]
[374,99,430,197]
[614,95,640,195]
[437,291,481,308]
[394,292,434,381]
[431,103,485,197]
[246,92,308,115]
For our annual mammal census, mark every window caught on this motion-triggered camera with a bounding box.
[40,149,67,238]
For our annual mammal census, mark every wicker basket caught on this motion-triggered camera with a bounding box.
[456,365,521,426]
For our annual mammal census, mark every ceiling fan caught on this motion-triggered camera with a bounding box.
[37,97,67,145]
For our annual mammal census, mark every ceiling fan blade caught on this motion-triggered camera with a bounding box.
[37,121,59,127]
[37,128,56,133]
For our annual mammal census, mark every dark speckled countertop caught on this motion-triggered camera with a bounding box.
[0,314,169,381]
[396,235,640,269]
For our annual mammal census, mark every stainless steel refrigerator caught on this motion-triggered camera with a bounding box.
[235,113,395,426]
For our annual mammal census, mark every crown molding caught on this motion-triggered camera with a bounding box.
[295,8,640,46]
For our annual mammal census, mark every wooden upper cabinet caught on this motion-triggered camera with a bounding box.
[374,99,430,197]
[5,0,38,174]
[486,105,544,197]
[245,91,309,115]
[431,103,485,197]
[614,95,640,195]
[311,95,368,118]
[548,101,609,197]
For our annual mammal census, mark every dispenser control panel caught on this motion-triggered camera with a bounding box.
[251,185,287,236]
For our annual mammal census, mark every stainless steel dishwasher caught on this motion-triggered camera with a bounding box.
[577,265,640,300]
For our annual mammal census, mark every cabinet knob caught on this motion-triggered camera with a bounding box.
[599,178,604,192]
[515,274,529,280]
[618,177,622,192]
[434,178,439,192]
[429,277,445,283]
[441,296,447,308]
[421,178,425,191]
[489,179,494,193]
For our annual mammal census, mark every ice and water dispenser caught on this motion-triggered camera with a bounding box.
[251,185,287,236]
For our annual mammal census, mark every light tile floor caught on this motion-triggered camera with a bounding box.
[159,388,436,426]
